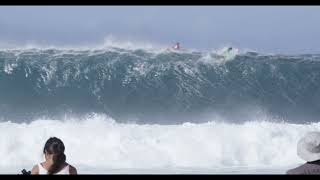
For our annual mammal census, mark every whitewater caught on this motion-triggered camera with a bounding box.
[1,44,320,174]
[0,114,319,174]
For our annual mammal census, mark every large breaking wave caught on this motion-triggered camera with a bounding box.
[1,43,320,173]
[1,46,320,124]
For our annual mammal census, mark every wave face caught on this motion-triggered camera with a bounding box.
[1,47,320,123]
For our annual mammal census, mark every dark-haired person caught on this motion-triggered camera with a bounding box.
[31,137,77,175]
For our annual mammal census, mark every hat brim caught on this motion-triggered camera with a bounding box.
[298,146,320,162]
[297,134,320,162]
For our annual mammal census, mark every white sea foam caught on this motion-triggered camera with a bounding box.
[0,113,317,174]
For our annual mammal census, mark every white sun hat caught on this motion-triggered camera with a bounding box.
[297,131,320,162]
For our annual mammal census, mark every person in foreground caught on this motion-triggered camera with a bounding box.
[31,137,77,175]
[287,132,320,174]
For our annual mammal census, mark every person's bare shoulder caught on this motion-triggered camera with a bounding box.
[69,165,77,175]
[31,164,39,175]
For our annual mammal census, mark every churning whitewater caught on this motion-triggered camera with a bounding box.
[1,114,320,174]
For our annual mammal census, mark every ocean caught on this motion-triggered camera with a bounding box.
[0,46,319,174]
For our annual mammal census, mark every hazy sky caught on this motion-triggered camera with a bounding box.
[0,6,320,54]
